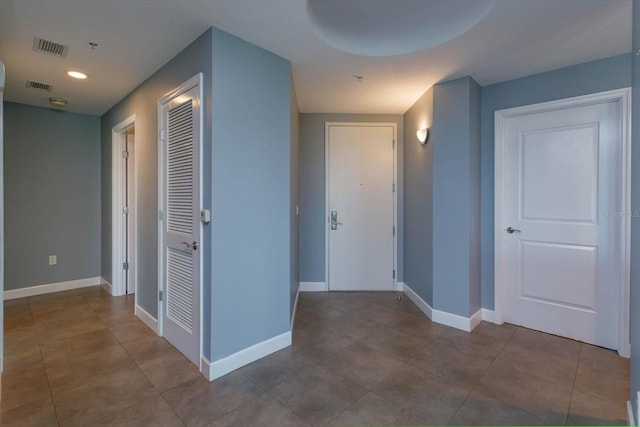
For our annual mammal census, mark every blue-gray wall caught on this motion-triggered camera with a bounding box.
[5,102,100,289]
[101,29,213,322]
[403,89,434,306]
[290,77,300,317]
[299,113,404,284]
[480,53,632,309]
[432,77,481,317]
[630,0,640,418]
[209,29,292,360]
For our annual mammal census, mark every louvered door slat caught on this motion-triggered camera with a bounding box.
[167,248,194,332]
[167,100,193,235]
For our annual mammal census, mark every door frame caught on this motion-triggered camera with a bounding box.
[157,73,204,369]
[111,115,137,297]
[324,122,399,292]
[494,88,631,357]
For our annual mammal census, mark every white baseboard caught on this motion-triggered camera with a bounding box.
[403,283,484,333]
[470,308,483,330]
[394,282,404,292]
[101,277,113,295]
[402,283,432,319]
[135,304,159,334]
[4,276,103,300]
[299,282,327,292]
[291,283,300,331]
[628,400,635,426]
[432,309,480,332]
[201,331,292,381]
[481,308,497,324]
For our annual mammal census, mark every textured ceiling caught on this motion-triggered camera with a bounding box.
[0,0,632,116]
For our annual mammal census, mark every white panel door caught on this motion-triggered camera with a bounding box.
[327,124,395,291]
[160,78,201,365]
[503,100,622,349]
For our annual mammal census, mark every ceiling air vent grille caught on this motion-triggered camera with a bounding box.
[25,80,53,92]
[32,37,69,58]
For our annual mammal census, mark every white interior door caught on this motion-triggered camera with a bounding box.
[160,76,202,366]
[501,98,623,350]
[326,123,395,291]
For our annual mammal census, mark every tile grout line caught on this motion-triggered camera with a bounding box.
[30,293,67,427]
[564,343,585,426]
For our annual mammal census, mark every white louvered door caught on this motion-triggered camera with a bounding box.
[159,75,202,366]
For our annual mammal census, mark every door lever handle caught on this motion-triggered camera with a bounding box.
[506,227,521,234]
[182,241,198,250]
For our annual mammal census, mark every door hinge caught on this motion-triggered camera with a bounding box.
[393,269,396,279]
[392,183,396,192]
[159,290,163,301]
[123,206,129,215]
[392,139,395,149]
[122,150,129,159]
[159,129,165,141]
[123,262,129,271]
[159,210,164,221]
[393,226,395,236]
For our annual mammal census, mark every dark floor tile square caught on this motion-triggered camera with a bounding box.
[0,397,58,427]
[474,361,572,424]
[139,352,202,392]
[210,394,310,427]
[328,392,409,427]
[46,345,139,395]
[573,364,630,404]
[508,326,582,362]
[497,340,578,389]
[448,391,545,425]
[108,316,157,344]
[579,343,629,377]
[321,342,403,389]
[270,367,367,426]
[372,363,471,425]
[566,390,628,426]
[162,372,262,427]
[388,313,449,339]
[93,395,185,427]
[40,328,121,365]
[408,341,493,387]
[359,327,430,362]
[1,366,52,411]
[52,368,159,426]
[236,347,317,391]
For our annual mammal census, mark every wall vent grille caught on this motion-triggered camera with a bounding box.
[25,80,53,91]
[32,37,69,57]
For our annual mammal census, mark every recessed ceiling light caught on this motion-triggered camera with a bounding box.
[66,70,88,79]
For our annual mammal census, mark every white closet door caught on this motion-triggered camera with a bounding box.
[160,77,202,366]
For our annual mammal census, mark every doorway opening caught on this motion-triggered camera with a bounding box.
[111,115,137,297]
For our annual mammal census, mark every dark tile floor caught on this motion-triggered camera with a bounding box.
[1,286,630,426]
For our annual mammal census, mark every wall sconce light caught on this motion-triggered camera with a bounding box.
[417,127,429,144]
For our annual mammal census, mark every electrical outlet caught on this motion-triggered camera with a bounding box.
[49,255,57,265]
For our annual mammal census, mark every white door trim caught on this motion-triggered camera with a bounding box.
[157,73,204,370]
[111,114,137,298]
[494,88,631,357]
[324,122,398,291]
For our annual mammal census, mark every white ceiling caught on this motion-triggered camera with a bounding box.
[0,0,632,116]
